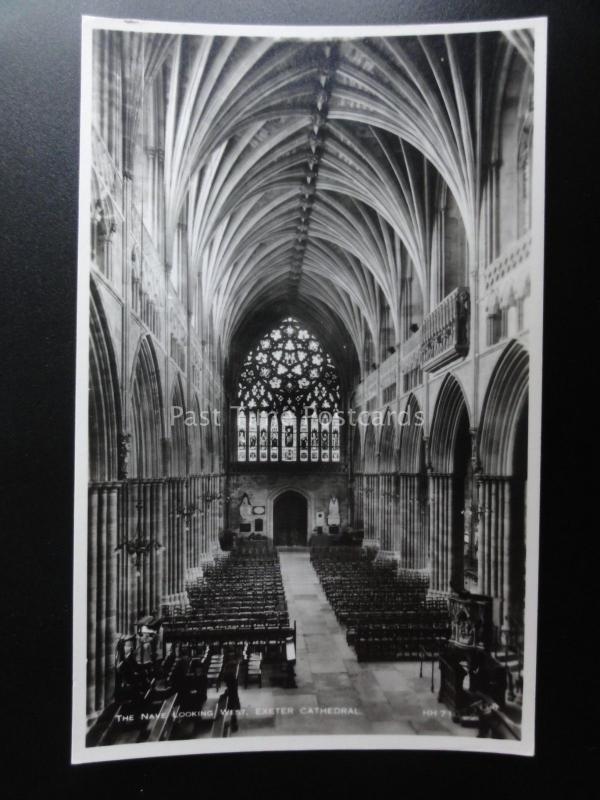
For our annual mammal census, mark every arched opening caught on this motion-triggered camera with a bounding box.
[398,395,428,568]
[131,336,163,478]
[429,375,472,593]
[88,282,122,714]
[478,340,529,631]
[479,341,529,474]
[170,377,187,477]
[89,282,121,481]
[273,491,308,547]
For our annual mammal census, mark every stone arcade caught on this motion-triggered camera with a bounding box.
[85,24,535,745]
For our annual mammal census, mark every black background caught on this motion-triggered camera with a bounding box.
[1,1,597,796]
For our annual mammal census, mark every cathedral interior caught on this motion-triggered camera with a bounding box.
[86,25,535,746]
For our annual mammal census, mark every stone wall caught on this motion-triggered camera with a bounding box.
[227,470,348,540]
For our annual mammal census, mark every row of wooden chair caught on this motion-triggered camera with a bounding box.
[311,548,450,662]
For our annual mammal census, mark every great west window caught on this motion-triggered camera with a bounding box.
[236,317,342,463]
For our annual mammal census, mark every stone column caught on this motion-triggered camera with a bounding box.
[95,484,107,711]
[128,482,138,622]
[87,481,121,713]
[160,477,169,597]
[409,476,417,567]
[103,483,119,706]
[418,478,428,570]
[501,478,512,631]
[154,479,165,613]
[428,474,438,590]
[177,478,185,591]
[399,474,408,565]
[427,474,455,593]
[446,476,455,592]
[87,485,98,714]
[478,474,514,629]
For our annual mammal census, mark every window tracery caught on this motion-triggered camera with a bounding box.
[236,317,341,463]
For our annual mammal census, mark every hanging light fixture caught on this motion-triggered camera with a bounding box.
[116,480,163,576]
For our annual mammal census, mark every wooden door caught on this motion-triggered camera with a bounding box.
[273,491,307,546]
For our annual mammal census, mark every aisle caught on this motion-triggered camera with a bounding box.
[229,549,476,738]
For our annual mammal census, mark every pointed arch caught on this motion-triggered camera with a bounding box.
[89,281,121,481]
[479,341,529,476]
[170,375,188,477]
[130,335,164,478]
[396,394,428,568]
[429,374,471,474]
[398,394,424,474]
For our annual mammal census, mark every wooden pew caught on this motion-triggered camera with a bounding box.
[146,694,179,742]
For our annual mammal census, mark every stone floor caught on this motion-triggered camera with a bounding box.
[222,549,477,738]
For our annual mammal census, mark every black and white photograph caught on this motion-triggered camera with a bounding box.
[72,13,547,763]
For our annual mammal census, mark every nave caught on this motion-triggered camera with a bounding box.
[85,23,536,747]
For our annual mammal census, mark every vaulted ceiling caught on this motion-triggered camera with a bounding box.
[120,28,534,383]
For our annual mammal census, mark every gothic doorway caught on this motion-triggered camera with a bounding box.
[273,491,308,547]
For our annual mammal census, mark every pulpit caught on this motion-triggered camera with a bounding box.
[448,593,493,651]
[438,594,506,722]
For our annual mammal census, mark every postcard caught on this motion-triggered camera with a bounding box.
[72,13,546,762]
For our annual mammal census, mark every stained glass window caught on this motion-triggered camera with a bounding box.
[248,411,257,462]
[309,411,319,462]
[270,413,279,461]
[236,317,342,463]
[259,411,268,462]
[320,413,330,462]
[299,414,309,462]
[332,411,341,462]
[237,409,247,462]
[282,409,296,462]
